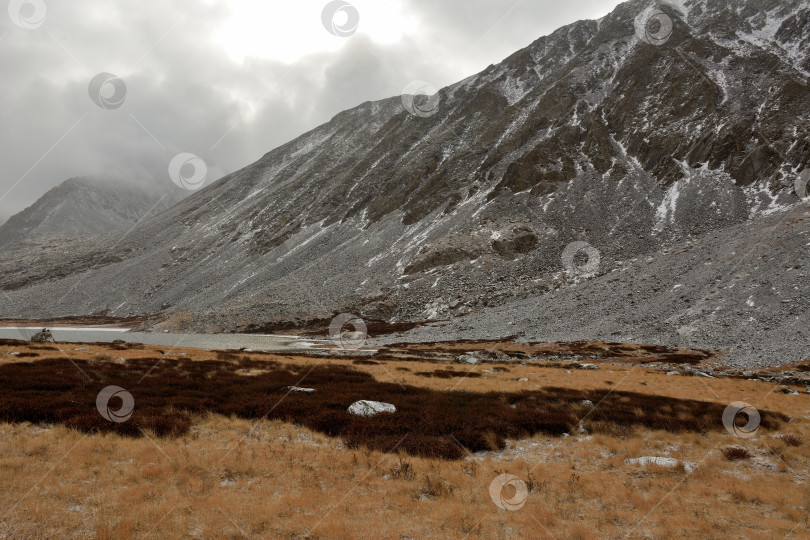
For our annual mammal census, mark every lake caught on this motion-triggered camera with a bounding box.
[0,327,324,352]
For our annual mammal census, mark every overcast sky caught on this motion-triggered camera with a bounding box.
[0,0,624,222]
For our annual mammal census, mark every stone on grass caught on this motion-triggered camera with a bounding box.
[454,354,479,365]
[348,400,396,417]
[577,364,599,370]
[625,456,696,473]
[30,329,54,343]
[285,386,316,393]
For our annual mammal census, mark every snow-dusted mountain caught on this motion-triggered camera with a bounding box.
[0,177,173,249]
[0,0,808,365]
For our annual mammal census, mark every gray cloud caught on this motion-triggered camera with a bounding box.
[0,0,622,222]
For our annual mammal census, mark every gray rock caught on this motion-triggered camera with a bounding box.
[454,354,479,365]
[347,400,396,417]
[30,329,54,343]
[577,364,599,370]
[666,371,680,376]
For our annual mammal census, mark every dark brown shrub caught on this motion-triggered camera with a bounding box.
[415,370,481,379]
[418,474,455,499]
[0,358,789,460]
[389,457,415,480]
[780,434,802,447]
[722,446,751,461]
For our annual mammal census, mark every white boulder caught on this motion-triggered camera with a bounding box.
[348,400,396,417]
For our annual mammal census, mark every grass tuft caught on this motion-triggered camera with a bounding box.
[721,446,752,461]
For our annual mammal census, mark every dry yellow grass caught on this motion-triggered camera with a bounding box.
[0,340,809,539]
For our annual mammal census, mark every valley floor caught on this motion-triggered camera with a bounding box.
[0,339,808,539]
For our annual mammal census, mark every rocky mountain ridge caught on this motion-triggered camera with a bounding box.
[0,177,175,250]
[0,0,808,366]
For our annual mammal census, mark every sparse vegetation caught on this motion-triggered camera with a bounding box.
[780,434,802,447]
[0,353,788,460]
[0,339,807,538]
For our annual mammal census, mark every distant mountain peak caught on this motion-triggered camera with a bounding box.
[0,177,173,249]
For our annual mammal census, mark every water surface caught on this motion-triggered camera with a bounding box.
[0,327,321,352]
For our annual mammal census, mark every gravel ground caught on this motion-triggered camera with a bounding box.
[372,205,810,368]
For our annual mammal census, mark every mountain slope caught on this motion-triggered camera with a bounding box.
[0,177,173,249]
[0,0,808,365]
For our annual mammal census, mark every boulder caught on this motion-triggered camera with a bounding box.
[30,329,54,343]
[348,400,396,417]
[454,354,479,365]
[778,387,800,395]
[580,400,595,408]
[577,363,599,370]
